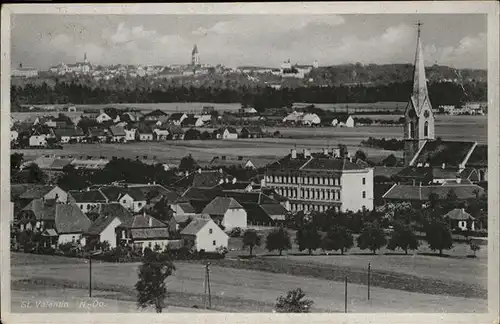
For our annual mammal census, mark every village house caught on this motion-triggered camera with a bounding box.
[240,126,264,139]
[124,127,137,142]
[136,123,154,141]
[19,185,69,206]
[181,115,205,128]
[96,112,113,124]
[282,111,304,124]
[180,217,229,252]
[152,124,170,141]
[54,127,85,143]
[86,127,109,143]
[115,213,175,252]
[108,126,127,143]
[201,197,248,229]
[11,129,19,142]
[167,113,188,126]
[382,183,485,204]
[69,189,109,213]
[332,115,355,127]
[18,199,91,247]
[117,188,147,213]
[165,125,185,140]
[29,132,48,147]
[443,208,476,231]
[84,203,134,249]
[300,113,321,126]
[70,157,109,170]
[216,127,239,140]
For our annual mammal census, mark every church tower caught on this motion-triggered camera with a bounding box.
[404,22,435,166]
[191,44,200,66]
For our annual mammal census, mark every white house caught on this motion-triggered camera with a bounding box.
[332,115,355,128]
[11,130,19,142]
[85,203,134,249]
[443,208,476,231]
[181,217,229,252]
[300,113,321,126]
[29,134,47,147]
[96,112,113,124]
[124,128,137,142]
[116,213,174,251]
[118,189,147,213]
[168,113,188,126]
[69,189,109,213]
[153,126,170,141]
[19,185,69,203]
[216,127,239,140]
[283,111,304,123]
[201,197,247,229]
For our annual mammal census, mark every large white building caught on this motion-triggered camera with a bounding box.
[265,148,373,213]
[12,64,38,78]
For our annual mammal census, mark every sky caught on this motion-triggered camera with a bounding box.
[10,14,487,70]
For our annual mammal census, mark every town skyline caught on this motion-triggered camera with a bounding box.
[11,14,487,70]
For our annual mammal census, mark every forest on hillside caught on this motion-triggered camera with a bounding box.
[11,79,486,111]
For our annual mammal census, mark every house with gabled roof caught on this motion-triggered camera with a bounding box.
[382,183,485,203]
[53,127,85,143]
[180,217,228,252]
[215,127,238,140]
[19,185,68,205]
[85,203,134,248]
[108,126,127,143]
[69,189,109,213]
[117,188,148,213]
[443,208,476,231]
[19,199,91,246]
[201,197,247,229]
[168,113,188,126]
[135,123,154,141]
[240,126,264,139]
[143,109,168,122]
[115,213,173,251]
[332,115,355,128]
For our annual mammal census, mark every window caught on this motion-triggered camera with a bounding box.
[362,178,366,185]
[362,191,366,199]
[209,228,213,234]
[138,202,142,207]
[212,240,216,246]
[86,204,90,210]
[122,200,126,204]
[424,121,429,137]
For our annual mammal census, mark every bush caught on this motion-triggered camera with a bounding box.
[229,227,242,237]
[275,288,313,313]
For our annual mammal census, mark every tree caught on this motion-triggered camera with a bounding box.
[295,223,321,255]
[266,227,292,256]
[24,163,46,184]
[242,229,261,256]
[184,128,201,140]
[356,221,386,254]
[387,222,419,254]
[354,149,367,162]
[469,242,480,257]
[320,225,354,255]
[425,219,453,256]
[11,153,24,171]
[178,154,198,172]
[275,288,313,313]
[382,154,397,167]
[135,248,176,313]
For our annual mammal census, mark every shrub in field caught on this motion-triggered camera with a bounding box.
[229,227,242,237]
[295,223,321,255]
[275,288,313,313]
[469,242,480,257]
[266,227,292,256]
[356,221,386,254]
[320,225,354,255]
[136,248,175,313]
[387,222,419,255]
[242,229,261,257]
[425,219,453,256]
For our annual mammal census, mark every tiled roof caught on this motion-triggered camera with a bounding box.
[260,204,288,220]
[88,127,108,137]
[19,185,59,200]
[54,203,92,233]
[466,145,487,167]
[397,167,460,181]
[383,184,485,201]
[180,218,211,235]
[11,184,36,201]
[302,157,365,171]
[192,171,232,188]
[241,126,263,134]
[128,184,179,201]
[22,199,57,220]
[109,126,126,136]
[181,187,220,202]
[130,228,170,239]
[169,113,186,121]
[136,123,153,134]
[69,189,108,203]
[412,140,476,167]
[166,125,184,134]
[180,116,198,126]
[202,197,243,215]
[374,167,405,178]
[54,128,84,138]
[121,188,147,201]
[144,109,168,117]
[443,208,475,221]
[49,158,74,170]
[119,214,166,228]
[216,182,252,191]
[333,114,351,123]
[99,186,124,201]
[87,203,134,235]
[176,202,197,214]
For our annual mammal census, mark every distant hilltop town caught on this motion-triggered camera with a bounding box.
[11,43,486,86]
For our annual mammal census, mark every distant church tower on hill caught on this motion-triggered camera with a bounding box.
[191,44,200,66]
[404,22,435,166]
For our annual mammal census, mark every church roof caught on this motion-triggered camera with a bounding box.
[411,140,476,168]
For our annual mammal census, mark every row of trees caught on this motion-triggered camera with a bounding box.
[241,218,468,257]
[11,80,485,111]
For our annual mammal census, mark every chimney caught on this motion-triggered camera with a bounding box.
[290,148,297,159]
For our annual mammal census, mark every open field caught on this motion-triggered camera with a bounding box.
[10,253,486,313]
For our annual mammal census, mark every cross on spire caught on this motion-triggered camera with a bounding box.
[416,21,423,38]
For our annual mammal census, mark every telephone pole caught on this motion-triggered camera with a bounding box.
[204,262,212,309]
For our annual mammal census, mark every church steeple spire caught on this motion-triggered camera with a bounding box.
[411,21,430,114]
[403,21,435,167]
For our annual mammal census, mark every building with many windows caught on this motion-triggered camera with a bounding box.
[264,148,373,213]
